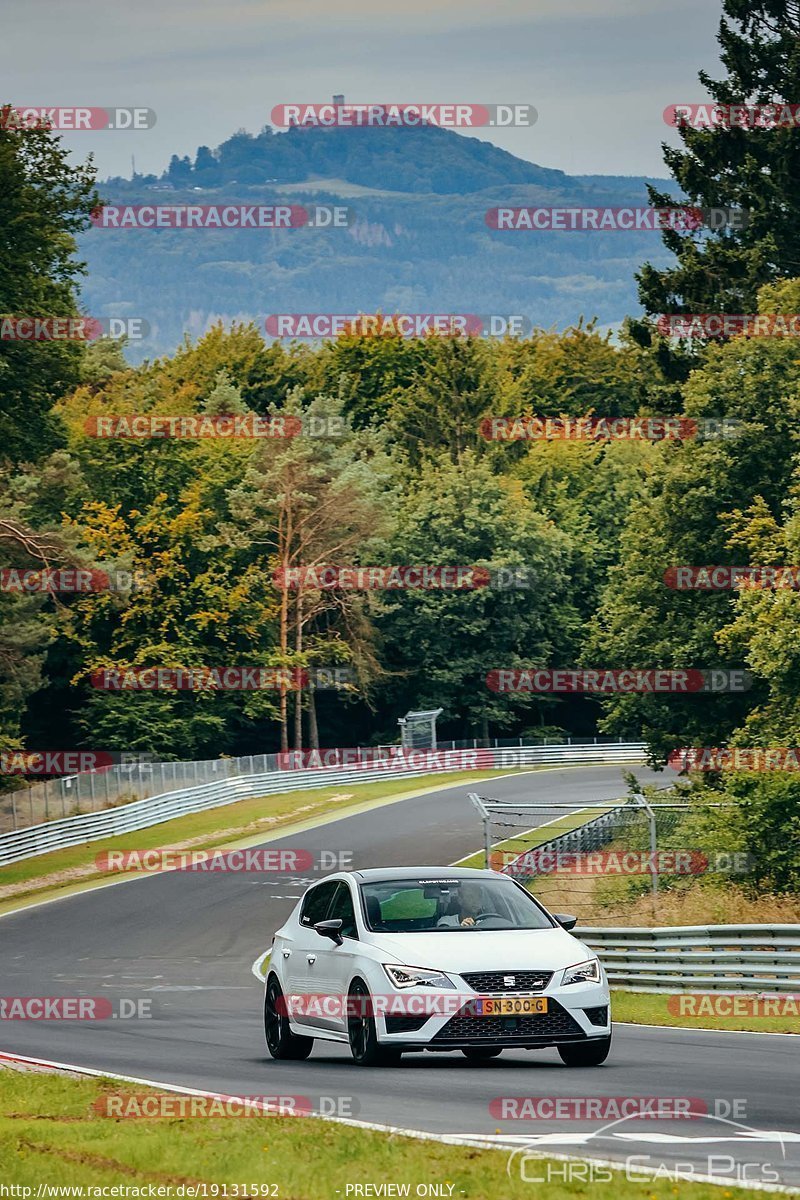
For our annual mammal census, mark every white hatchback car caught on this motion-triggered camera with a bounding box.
[264,866,611,1066]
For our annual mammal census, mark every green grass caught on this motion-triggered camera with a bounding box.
[612,989,800,1034]
[0,1068,770,1198]
[0,768,544,913]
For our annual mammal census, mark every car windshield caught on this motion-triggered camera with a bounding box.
[359,877,554,932]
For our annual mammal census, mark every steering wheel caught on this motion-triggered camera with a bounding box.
[474,912,506,924]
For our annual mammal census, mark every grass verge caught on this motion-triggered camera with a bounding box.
[611,989,800,1034]
[0,768,540,914]
[0,1065,770,1198]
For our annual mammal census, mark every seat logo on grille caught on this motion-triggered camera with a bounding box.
[503,975,516,987]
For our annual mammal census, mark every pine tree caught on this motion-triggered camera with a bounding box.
[637,0,800,317]
[202,369,248,415]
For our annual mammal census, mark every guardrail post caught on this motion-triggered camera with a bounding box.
[467,792,493,868]
[633,793,659,904]
[11,791,17,830]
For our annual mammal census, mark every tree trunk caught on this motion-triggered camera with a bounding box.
[278,578,290,754]
[307,682,319,750]
[293,594,303,751]
[278,486,293,753]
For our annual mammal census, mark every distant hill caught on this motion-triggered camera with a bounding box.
[81,123,679,361]
[150,123,575,195]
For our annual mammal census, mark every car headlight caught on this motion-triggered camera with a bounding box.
[561,958,602,986]
[382,964,456,989]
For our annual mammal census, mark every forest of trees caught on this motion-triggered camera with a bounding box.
[1,0,799,892]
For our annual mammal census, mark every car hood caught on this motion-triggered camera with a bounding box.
[366,927,595,976]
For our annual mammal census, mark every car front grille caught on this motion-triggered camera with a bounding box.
[460,969,553,994]
[432,998,583,1043]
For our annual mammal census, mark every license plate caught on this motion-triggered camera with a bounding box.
[473,996,548,1016]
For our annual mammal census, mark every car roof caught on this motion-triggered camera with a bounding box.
[351,866,503,882]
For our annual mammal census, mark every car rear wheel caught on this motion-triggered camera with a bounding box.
[347,979,402,1066]
[264,976,313,1060]
[461,1047,503,1062]
[558,1034,611,1066]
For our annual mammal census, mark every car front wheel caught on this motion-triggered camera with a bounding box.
[347,979,402,1066]
[558,1034,611,1066]
[264,976,313,1060]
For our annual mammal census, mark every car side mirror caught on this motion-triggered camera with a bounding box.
[314,919,344,945]
[554,913,577,931]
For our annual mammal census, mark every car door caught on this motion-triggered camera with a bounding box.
[284,880,339,1025]
[306,880,361,1033]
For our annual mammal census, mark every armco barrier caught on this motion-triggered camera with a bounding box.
[580,924,800,993]
[0,742,645,868]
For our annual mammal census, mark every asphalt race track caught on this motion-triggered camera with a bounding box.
[2,764,799,1191]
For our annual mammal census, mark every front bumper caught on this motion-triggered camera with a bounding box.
[375,979,611,1049]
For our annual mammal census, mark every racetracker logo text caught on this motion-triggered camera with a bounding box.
[89,205,352,229]
[0,317,149,341]
[665,102,800,128]
[265,314,533,338]
[274,566,490,589]
[0,106,156,130]
[669,747,800,771]
[668,994,800,1018]
[487,669,752,693]
[0,568,148,593]
[490,1096,706,1120]
[0,751,114,775]
[271,103,537,128]
[94,848,352,873]
[275,749,492,772]
[485,207,747,231]
[89,666,353,690]
[492,849,712,876]
[658,314,800,337]
[0,997,150,1019]
[84,414,303,439]
[664,566,800,590]
[479,416,741,441]
[94,1093,358,1118]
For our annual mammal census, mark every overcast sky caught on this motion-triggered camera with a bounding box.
[5,0,724,181]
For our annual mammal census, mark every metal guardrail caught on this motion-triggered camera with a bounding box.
[0,742,646,868]
[579,925,800,993]
[2,736,645,834]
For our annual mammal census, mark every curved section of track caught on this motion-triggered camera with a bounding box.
[2,765,798,1189]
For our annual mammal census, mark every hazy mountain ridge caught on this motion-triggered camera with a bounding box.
[84,123,679,360]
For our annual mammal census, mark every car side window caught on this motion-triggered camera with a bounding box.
[326,882,358,939]
[299,881,338,927]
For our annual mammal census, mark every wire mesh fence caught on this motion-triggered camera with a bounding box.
[0,736,641,835]
[0,755,272,834]
[468,793,741,923]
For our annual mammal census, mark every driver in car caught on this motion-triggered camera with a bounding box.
[436,885,482,928]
